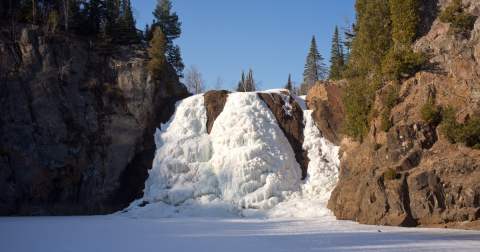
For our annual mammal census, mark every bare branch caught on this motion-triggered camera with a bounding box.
[60,57,74,81]
[184,64,206,93]
[212,76,224,90]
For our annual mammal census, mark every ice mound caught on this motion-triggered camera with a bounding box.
[209,93,302,209]
[119,91,339,218]
[301,110,339,199]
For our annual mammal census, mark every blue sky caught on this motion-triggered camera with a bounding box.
[132,0,357,91]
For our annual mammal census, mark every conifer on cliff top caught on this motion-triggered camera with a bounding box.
[328,26,346,80]
[303,36,326,89]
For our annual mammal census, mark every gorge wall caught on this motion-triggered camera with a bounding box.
[324,0,480,230]
[0,26,188,216]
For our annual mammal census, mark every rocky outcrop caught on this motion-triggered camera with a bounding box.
[204,90,230,134]
[325,0,480,230]
[0,27,188,216]
[306,81,346,145]
[257,91,308,179]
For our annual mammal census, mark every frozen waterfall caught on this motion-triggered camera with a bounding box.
[119,91,339,218]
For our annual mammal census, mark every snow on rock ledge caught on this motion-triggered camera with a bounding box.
[120,90,339,218]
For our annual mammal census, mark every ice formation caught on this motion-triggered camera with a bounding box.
[120,90,339,218]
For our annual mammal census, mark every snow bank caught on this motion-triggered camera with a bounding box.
[119,91,339,218]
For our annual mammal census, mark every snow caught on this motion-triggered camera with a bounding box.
[2,91,479,251]
[2,216,480,252]
[120,91,345,218]
[118,92,339,218]
[301,110,339,200]
[123,92,304,218]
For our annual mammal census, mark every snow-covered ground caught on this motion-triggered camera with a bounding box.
[2,91,479,251]
[1,215,480,252]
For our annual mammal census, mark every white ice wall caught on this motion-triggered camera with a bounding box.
[120,91,339,219]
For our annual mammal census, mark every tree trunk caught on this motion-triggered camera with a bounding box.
[64,0,69,32]
[32,0,35,25]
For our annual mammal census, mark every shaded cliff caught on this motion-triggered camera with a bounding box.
[325,0,480,230]
[0,27,189,216]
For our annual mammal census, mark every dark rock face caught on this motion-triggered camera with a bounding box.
[257,92,308,179]
[0,28,188,216]
[204,90,230,134]
[306,83,345,145]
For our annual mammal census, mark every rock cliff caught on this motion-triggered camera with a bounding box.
[325,0,480,230]
[0,27,188,215]
[257,91,308,179]
[305,80,346,146]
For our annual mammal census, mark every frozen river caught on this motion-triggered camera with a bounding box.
[1,215,480,252]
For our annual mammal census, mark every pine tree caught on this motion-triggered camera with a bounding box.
[87,0,102,35]
[328,26,346,80]
[382,0,426,80]
[121,0,139,44]
[391,0,418,48]
[144,23,151,41]
[236,70,246,92]
[101,0,121,43]
[70,0,87,35]
[285,74,292,91]
[341,0,392,141]
[20,0,40,24]
[303,35,326,89]
[147,26,167,80]
[246,68,254,92]
[147,0,184,76]
[96,17,115,54]
[167,45,185,77]
[149,0,181,45]
[342,23,356,62]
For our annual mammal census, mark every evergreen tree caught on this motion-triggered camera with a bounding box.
[236,70,246,92]
[20,0,41,24]
[246,68,255,92]
[148,0,181,44]
[341,0,426,141]
[144,23,151,41]
[285,74,292,91]
[3,0,140,45]
[391,0,418,48]
[328,26,346,80]
[342,23,356,59]
[303,35,326,89]
[101,0,120,42]
[120,0,138,44]
[87,0,102,35]
[341,0,392,141]
[146,26,167,80]
[382,0,426,80]
[96,17,115,54]
[147,0,184,76]
[70,0,87,35]
[167,45,185,77]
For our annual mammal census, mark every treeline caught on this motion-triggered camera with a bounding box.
[291,25,349,96]
[1,0,185,76]
[0,0,140,44]
[341,0,428,141]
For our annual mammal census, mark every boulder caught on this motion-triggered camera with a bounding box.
[204,90,230,134]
